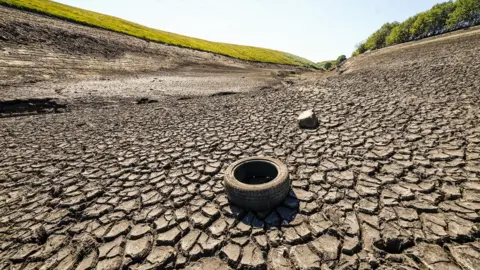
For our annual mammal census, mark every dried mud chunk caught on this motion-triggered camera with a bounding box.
[289,244,321,269]
[209,218,227,237]
[268,246,292,270]
[83,204,113,219]
[407,243,461,269]
[139,246,176,269]
[185,257,230,270]
[447,243,480,270]
[76,251,98,270]
[96,256,123,270]
[156,227,181,246]
[239,243,266,270]
[180,229,201,253]
[10,243,40,263]
[220,243,241,265]
[99,236,124,259]
[310,234,341,261]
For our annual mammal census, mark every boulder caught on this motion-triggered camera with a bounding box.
[298,109,319,129]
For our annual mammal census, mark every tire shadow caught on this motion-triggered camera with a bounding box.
[227,188,300,228]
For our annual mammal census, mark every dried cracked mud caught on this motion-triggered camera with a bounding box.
[1,6,480,270]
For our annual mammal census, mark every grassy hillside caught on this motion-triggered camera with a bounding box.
[0,0,317,67]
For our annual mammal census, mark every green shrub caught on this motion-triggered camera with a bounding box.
[336,55,347,65]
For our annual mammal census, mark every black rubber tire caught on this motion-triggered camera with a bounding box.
[224,157,290,211]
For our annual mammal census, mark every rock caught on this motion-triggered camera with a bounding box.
[298,109,319,129]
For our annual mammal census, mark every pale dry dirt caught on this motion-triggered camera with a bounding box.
[0,6,299,110]
[1,5,480,270]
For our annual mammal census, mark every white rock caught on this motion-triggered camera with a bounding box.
[298,109,319,129]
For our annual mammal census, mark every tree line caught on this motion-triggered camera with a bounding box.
[353,0,480,56]
[317,55,347,70]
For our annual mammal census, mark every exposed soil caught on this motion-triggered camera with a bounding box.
[0,6,301,99]
[1,5,480,270]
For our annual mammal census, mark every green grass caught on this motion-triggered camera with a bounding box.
[0,0,317,67]
[316,60,334,70]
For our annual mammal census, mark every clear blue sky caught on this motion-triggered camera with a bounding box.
[56,0,444,62]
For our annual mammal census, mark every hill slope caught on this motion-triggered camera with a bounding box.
[0,0,316,67]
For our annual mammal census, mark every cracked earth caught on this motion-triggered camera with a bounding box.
[1,7,480,270]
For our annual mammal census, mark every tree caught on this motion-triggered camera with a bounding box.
[364,22,400,50]
[447,0,480,27]
[352,42,367,56]
[410,12,430,37]
[323,62,332,70]
[336,55,347,65]
[354,0,478,56]
[426,1,456,33]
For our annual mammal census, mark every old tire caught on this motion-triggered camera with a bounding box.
[224,157,290,211]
